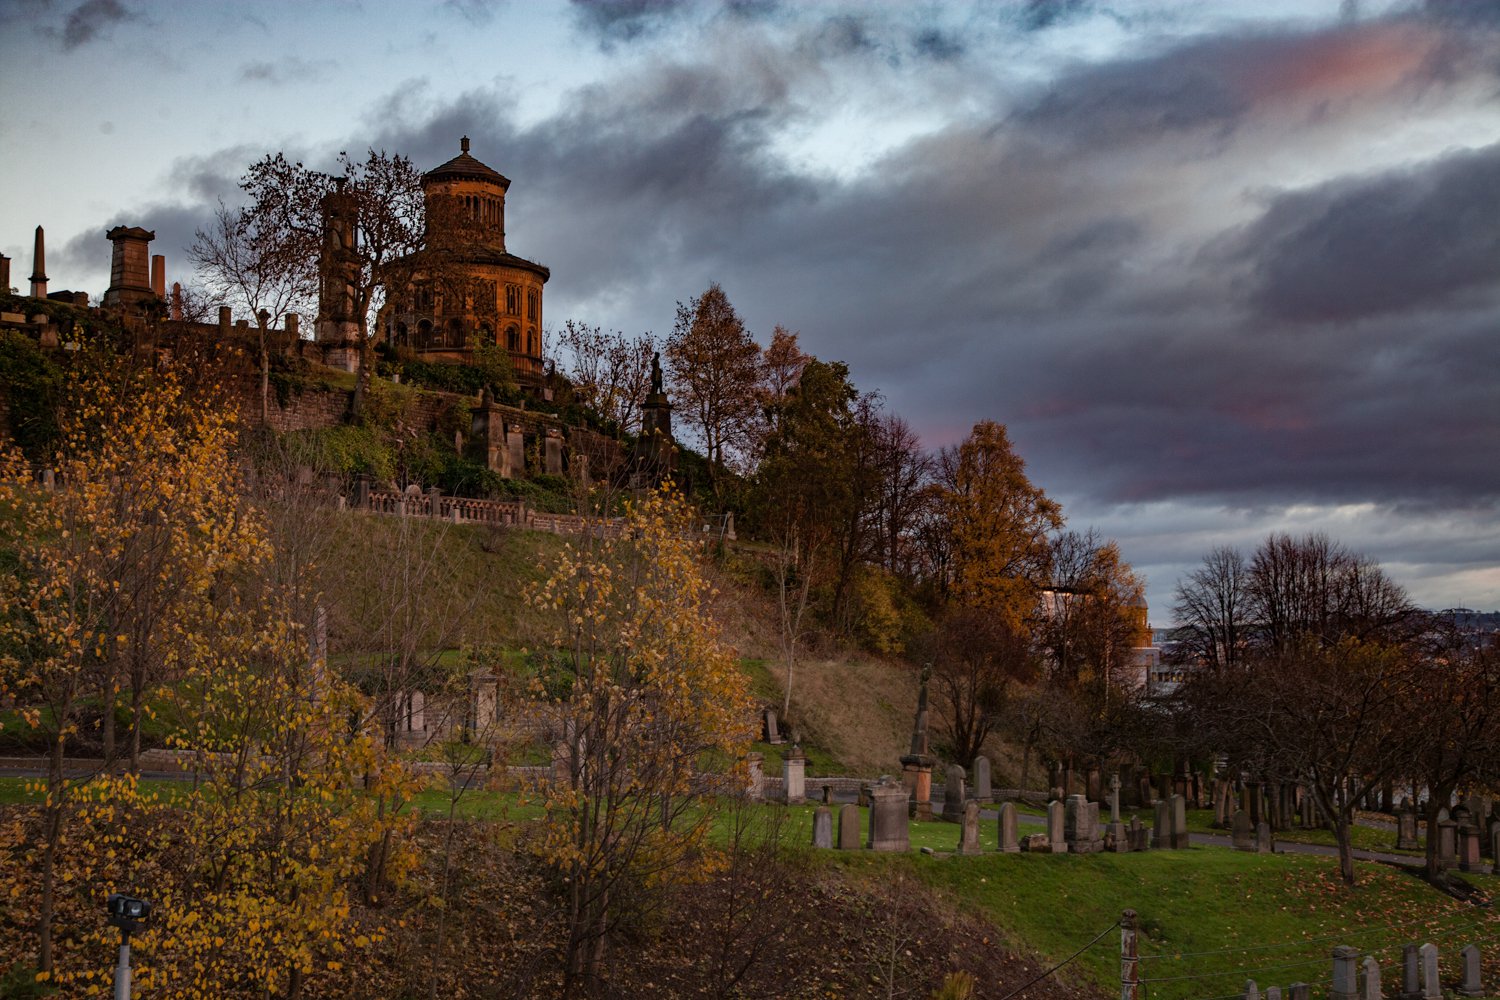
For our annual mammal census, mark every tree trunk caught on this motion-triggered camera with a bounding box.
[37,734,66,973]
[101,681,116,766]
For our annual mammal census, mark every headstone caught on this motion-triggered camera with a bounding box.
[942,764,967,822]
[1128,815,1150,851]
[1403,944,1421,1000]
[1255,821,1274,854]
[837,803,861,850]
[958,799,982,855]
[1214,779,1232,827]
[973,756,992,803]
[1019,833,1050,852]
[1362,956,1382,1000]
[812,806,833,849]
[783,748,807,805]
[1109,773,1122,823]
[1047,800,1067,853]
[762,708,783,744]
[1266,987,1282,1000]
[1288,983,1309,1000]
[1460,944,1482,997]
[868,779,911,852]
[1171,793,1190,848]
[1232,810,1255,851]
[1243,979,1259,1000]
[746,753,764,800]
[1106,819,1129,852]
[997,802,1020,853]
[1332,946,1359,1000]
[1438,821,1458,870]
[1065,794,1089,852]
[1396,801,1420,850]
[1420,943,1440,1000]
[1154,799,1171,849]
[1491,827,1500,875]
[1459,825,1482,871]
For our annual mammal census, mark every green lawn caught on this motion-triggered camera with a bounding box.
[1181,807,1423,856]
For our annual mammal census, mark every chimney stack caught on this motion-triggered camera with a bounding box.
[0,253,10,294]
[29,226,47,298]
[151,255,166,298]
[171,282,183,320]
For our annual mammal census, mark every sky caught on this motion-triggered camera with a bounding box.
[1,0,1497,622]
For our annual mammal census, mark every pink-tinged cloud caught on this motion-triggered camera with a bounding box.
[1235,23,1441,107]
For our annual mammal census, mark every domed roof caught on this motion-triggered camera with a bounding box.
[423,136,510,189]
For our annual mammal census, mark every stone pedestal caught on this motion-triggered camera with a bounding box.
[783,748,807,805]
[902,756,935,821]
[997,802,1020,853]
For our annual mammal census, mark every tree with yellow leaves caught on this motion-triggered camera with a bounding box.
[935,420,1062,626]
[528,485,754,991]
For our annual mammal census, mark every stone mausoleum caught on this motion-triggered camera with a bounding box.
[383,137,551,386]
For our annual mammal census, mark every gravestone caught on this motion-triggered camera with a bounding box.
[1362,956,1381,1000]
[1109,774,1122,823]
[1437,820,1458,870]
[1214,779,1232,828]
[1460,944,1482,997]
[822,785,834,805]
[1402,944,1421,1000]
[746,752,764,800]
[1459,824,1481,871]
[1232,810,1255,851]
[1171,793,1190,848]
[958,799,983,855]
[1019,833,1051,852]
[973,756,992,803]
[762,708,784,744]
[1331,946,1359,1000]
[1396,800,1420,850]
[1128,815,1150,851]
[837,803,861,850]
[1266,987,1281,1000]
[1066,794,1104,853]
[1154,799,1171,849]
[1420,943,1440,1000]
[868,779,911,852]
[783,748,807,805]
[1491,827,1500,875]
[1255,821,1274,854]
[1288,983,1309,1000]
[997,802,1020,853]
[812,806,833,849]
[1047,800,1068,853]
[942,764,967,822]
[1243,979,1259,1000]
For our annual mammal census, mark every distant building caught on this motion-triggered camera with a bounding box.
[382,137,551,387]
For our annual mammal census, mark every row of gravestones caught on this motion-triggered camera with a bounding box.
[1244,942,1483,1000]
[810,786,1196,856]
[1396,801,1500,872]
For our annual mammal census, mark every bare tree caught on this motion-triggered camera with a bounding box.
[921,606,1038,764]
[555,320,657,435]
[1172,545,1250,670]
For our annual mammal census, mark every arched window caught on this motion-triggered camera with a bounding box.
[527,289,538,322]
[505,285,520,316]
[396,321,409,347]
[417,319,433,347]
[447,317,464,347]
[479,322,494,345]
[506,325,520,352]
[527,328,537,356]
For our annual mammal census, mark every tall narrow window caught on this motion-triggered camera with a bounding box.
[506,284,520,315]
[527,290,538,322]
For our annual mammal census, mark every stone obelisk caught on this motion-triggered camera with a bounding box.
[900,664,938,820]
[29,225,47,298]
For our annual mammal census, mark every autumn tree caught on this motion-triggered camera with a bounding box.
[936,420,1062,625]
[664,283,761,501]
[529,486,753,990]
[868,411,932,580]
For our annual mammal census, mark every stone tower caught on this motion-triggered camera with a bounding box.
[387,137,550,385]
[103,226,156,308]
[315,177,361,346]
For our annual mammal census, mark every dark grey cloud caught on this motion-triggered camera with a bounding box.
[569,0,693,45]
[912,28,963,62]
[1019,0,1093,32]
[1242,143,1500,324]
[238,57,327,86]
[60,0,133,49]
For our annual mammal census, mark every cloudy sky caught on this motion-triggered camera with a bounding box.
[2,0,1497,620]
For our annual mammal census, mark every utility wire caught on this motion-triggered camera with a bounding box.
[994,920,1119,1000]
